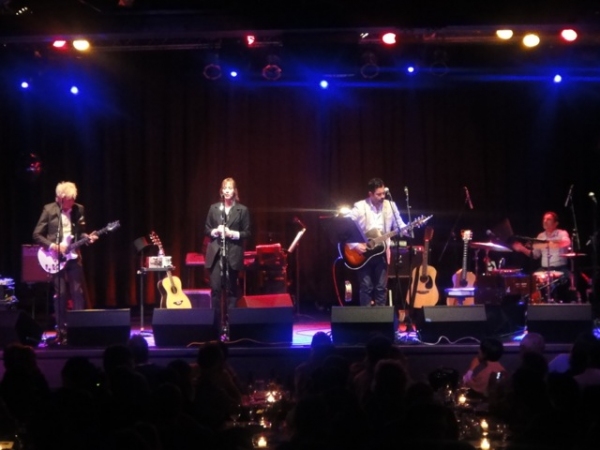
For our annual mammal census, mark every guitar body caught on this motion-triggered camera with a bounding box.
[158,273,192,308]
[340,215,433,270]
[341,236,387,270]
[448,269,476,306]
[37,247,68,274]
[37,221,120,274]
[408,265,440,308]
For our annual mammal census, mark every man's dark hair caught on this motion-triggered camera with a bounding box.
[367,178,385,193]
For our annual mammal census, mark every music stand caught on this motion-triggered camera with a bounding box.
[320,215,366,245]
[133,236,155,334]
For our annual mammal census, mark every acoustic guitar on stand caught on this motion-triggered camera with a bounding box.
[406,226,439,308]
[340,215,432,270]
[149,231,191,309]
[448,229,476,306]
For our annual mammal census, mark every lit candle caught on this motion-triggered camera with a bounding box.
[458,394,467,405]
[481,419,489,433]
[256,436,268,448]
[480,437,490,450]
[266,391,276,403]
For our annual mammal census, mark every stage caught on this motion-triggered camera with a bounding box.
[1,303,590,391]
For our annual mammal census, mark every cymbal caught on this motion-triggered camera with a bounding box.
[563,252,586,258]
[469,241,512,252]
[514,235,548,243]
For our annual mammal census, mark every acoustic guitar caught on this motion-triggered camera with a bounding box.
[150,231,191,309]
[37,220,120,274]
[407,226,439,308]
[340,215,432,270]
[448,229,476,306]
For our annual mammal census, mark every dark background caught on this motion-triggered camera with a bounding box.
[1,1,599,317]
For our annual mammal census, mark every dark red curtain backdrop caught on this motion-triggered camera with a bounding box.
[1,51,599,310]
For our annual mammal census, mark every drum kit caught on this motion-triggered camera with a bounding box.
[468,238,586,304]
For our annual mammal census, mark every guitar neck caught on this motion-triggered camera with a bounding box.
[67,229,103,252]
[421,241,430,272]
[461,241,469,279]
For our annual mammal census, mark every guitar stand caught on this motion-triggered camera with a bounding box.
[137,266,174,336]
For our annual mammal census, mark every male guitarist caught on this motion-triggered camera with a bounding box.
[32,181,98,344]
[349,178,408,306]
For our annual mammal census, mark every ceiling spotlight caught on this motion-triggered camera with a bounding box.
[381,33,397,45]
[496,29,514,40]
[72,40,90,52]
[360,51,379,79]
[560,29,578,42]
[262,55,282,81]
[522,33,540,48]
[203,63,222,80]
[262,64,282,81]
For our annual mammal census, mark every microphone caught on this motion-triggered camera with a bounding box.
[293,216,307,229]
[564,184,574,207]
[486,229,497,239]
[383,187,391,198]
[464,186,474,209]
[404,186,409,196]
[590,192,597,204]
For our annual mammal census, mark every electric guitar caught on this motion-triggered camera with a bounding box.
[37,220,120,274]
[340,215,432,270]
[407,226,439,308]
[448,229,476,306]
[150,231,191,309]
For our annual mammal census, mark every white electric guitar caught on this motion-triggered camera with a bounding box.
[37,220,120,274]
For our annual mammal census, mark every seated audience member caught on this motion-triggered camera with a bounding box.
[128,334,164,392]
[462,337,506,397]
[294,331,335,400]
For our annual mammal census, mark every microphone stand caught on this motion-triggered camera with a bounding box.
[589,200,598,311]
[567,191,582,302]
[219,205,229,340]
[55,198,64,341]
[387,192,411,330]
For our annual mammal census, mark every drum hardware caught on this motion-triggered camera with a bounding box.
[563,252,587,258]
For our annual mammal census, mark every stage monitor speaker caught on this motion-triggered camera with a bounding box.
[0,310,43,348]
[527,304,593,343]
[66,309,131,347]
[21,244,51,284]
[331,306,397,346]
[237,293,293,308]
[182,289,211,309]
[228,307,294,344]
[152,308,217,347]
[420,305,488,342]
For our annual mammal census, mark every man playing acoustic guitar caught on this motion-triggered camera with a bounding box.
[348,178,408,306]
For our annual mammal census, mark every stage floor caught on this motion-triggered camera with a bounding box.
[9,304,591,390]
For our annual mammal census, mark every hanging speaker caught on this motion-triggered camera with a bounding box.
[0,310,43,348]
[228,307,294,344]
[152,308,218,346]
[527,304,593,343]
[66,309,131,347]
[420,305,487,342]
[330,306,397,345]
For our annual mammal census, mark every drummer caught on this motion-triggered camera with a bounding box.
[512,211,572,301]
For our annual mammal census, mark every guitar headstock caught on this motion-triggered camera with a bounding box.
[407,215,433,231]
[107,220,121,231]
[149,231,165,256]
[424,226,434,242]
[461,229,473,242]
